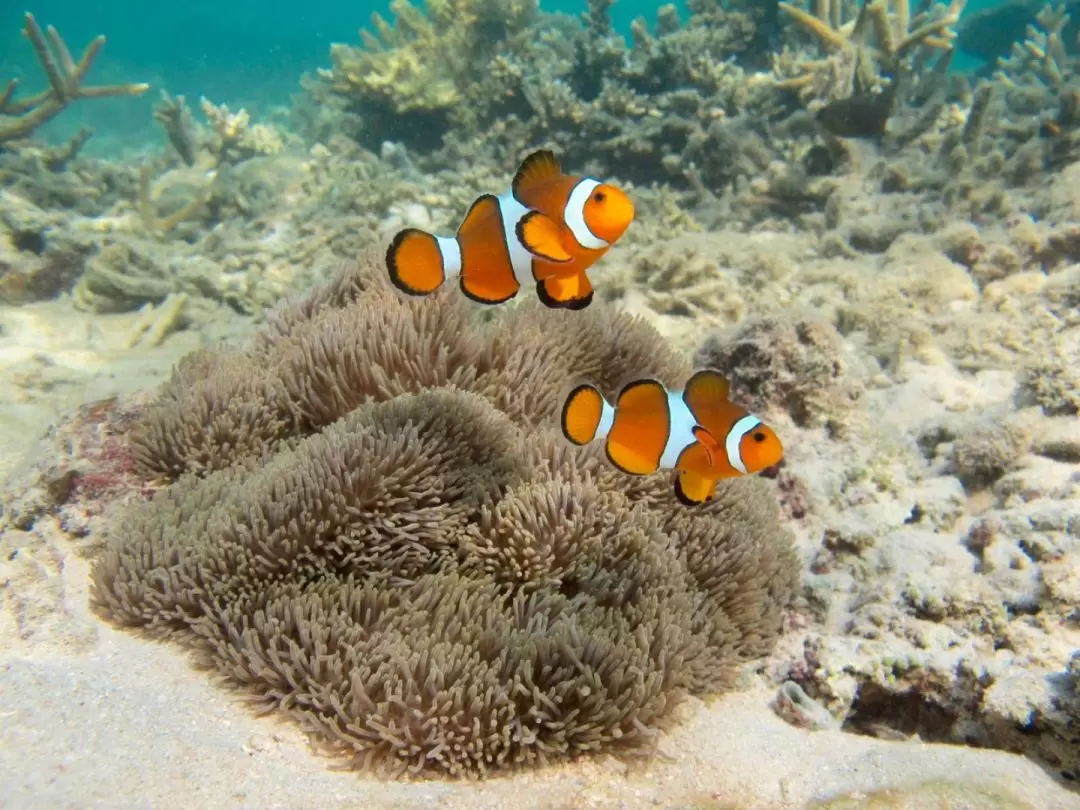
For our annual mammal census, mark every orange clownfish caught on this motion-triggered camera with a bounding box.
[560,370,785,505]
[385,150,634,310]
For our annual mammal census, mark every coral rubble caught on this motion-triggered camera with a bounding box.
[89,247,799,777]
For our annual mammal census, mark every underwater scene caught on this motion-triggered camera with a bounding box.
[0,0,1078,807]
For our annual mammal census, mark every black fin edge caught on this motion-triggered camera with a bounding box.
[512,149,561,198]
[673,473,709,506]
[560,383,599,446]
[515,211,571,263]
[460,275,518,306]
[535,279,593,310]
[386,228,440,297]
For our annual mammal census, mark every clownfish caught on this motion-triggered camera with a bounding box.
[560,369,784,505]
[385,150,634,310]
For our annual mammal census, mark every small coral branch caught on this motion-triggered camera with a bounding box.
[773,0,966,106]
[0,12,149,145]
[994,3,1074,90]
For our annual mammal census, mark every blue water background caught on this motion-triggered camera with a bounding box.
[2,0,1004,153]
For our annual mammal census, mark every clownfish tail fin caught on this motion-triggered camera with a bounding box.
[561,383,611,446]
[386,228,462,297]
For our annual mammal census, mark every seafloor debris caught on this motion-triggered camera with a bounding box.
[0,13,148,146]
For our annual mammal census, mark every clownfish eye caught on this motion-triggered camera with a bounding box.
[752,432,767,442]
[593,191,606,203]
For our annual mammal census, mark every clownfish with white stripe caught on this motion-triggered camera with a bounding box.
[385,150,634,310]
[560,369,784,505]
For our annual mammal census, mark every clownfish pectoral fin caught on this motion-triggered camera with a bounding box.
[386,228,455,296]
[456,194,521,305]
[512,149,562,199]
[561,383,607,446]
[516,210,572,263]
[691,425,718,466]
[682,369,734,428]
[536,272,594,310]
[674,470,718,506]
[606,379,669,475]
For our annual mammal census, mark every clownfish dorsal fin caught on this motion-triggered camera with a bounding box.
[456,193,500,239]
[517,210,572,263]
[691,425,718,465]
[512,150,562,199]
[682,369,734,431]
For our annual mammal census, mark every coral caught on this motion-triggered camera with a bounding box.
[90,246,799,778]
[994,3,1074,91]
[0,188,92,303]
[694,311,863,432]
[315,0,537,148]
[949,418,1032,489]
[0,13,148,146]
[306,0,785,192]
[149,92,285,170]
[152,91,198,167]
[773,0,966,104]
[199,97,285,165]
[1015,330,1080,416]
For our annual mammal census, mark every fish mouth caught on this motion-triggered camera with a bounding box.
[759,462,783,479]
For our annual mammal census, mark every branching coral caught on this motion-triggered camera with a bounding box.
[0,13,148,146]
[316,0,537,147]
[92,245,799,778]
[305,0,785,191]
[994,3,1074,92]
[773,0,966,103]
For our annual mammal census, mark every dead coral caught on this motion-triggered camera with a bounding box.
[1016,329,1080,416]
[0,13,148,146]
[91,245,799,778]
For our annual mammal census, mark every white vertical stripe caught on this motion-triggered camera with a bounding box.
[659,391,696,469]
[725,415,761,475]
[564,179,609,251]
[595,399,615,440]
[436,236,461,278]
[497,192,537,286]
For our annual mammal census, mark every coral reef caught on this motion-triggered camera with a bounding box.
[305,0,786,188]
[313,0,539,151]
[695,312,863,433]
[0,13,148,146]
[774,0,965,103]
[89,247,799,778]
[2,0,1080,800]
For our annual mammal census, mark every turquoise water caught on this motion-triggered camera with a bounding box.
[2,1,689,148]
[3,0,1007,150]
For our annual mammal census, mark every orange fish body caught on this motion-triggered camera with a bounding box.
[560,370,784,505]
[386,150,634,310]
